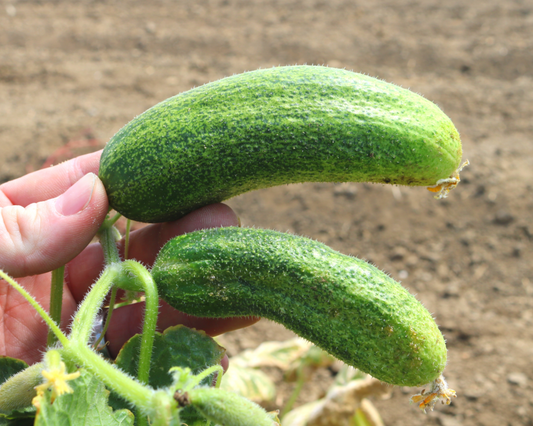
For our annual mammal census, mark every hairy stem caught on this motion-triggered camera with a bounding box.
[64,262,169,417]
[68,265,120,344]
[190,365,224,390]
[92,286,118,350]
[98,227,121,266]
[124,219,132,260]
[0,270,68,347]
[62,341,156,410]
[106,212,122,228]
[47,265,65,346]
[120,260,159,385]
[98,215,122,266]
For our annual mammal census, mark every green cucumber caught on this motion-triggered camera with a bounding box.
[99,65,462,223]
[151,227,447,387]
[188,388,275,426]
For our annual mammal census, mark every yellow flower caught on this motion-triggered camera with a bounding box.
[33,361,80,403]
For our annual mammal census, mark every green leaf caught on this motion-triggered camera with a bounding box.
[0,407,36,426]
[0,357,28,386]
[220,364,276,403]
[34,369,134,426]
[110,325,225,424]
[115,325,226,388]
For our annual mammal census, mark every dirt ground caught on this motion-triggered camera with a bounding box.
[1,0,532,425]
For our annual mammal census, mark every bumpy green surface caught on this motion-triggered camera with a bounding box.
[152,227,447,387]
[99,65,462,223]
[189,388,274,426]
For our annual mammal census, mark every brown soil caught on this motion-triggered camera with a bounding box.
[1,0,532,425]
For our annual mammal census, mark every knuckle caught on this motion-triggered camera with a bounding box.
[0,204,43,274]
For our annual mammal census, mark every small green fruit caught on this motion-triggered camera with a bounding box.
[152,227,447,386]
[189,388,276,426]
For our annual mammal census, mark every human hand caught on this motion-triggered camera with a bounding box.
[0,150,258,365]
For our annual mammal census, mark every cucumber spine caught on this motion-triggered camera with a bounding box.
[151,227,447,387]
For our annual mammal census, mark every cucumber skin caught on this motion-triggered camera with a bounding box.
[152,227,447,387]
[99,65,462,223]
[189,388,274,426]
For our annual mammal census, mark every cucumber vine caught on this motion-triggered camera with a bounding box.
[0,66,463,425]
[0,212,456,425]
[0,214,279,425]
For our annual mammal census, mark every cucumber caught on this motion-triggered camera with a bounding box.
[188,388,275,426]
[0,362,42,413]
[99,65,462,223]
[151,227,447,387]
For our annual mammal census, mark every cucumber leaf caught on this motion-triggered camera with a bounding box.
[34,369,134,426]
[0,406,36,426]
[114,325,226,388]
[110,325,225,425]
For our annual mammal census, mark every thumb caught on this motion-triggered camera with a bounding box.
[0,173,109,277]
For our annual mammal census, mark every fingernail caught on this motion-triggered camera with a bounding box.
[56,173,97,216]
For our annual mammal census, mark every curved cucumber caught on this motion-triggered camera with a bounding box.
[99,65,462,223]
[151,227,447,387]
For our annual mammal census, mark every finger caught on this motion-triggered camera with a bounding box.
[0,173,109,277]
[106,300,260,357]
[0,150,102,207]
[66,203,240,302]
[0,273,78,364]
[220,354,229,372]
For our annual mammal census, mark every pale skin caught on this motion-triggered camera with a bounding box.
[0,150,258,365]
